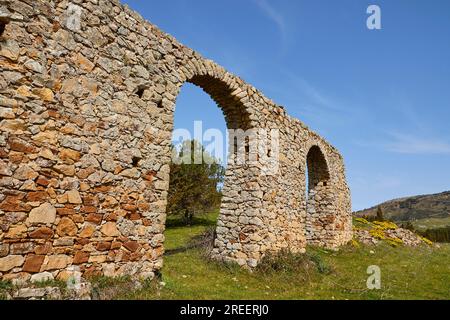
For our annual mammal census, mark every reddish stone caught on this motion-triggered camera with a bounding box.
[83,195,99,206]
[123,241,139,252]
[142,170,156,181]
[22,255,45,273]
[105,212,117,221]
[130,252,142,261]
[52,20,60,32]
[137,201,150,211]
[47,109,60,119]
[71,214,84,223]
[111,241,122,250]
[36,176,50,186]
[9,152,23,163]
[83,266,101,278]
[8,137,38,153]
[76,168,95,179]
[120,250,131,262]
[106,251,116,262]
[76,238,90,246]
[128,212,141,221]
[0,148,7,158]
[26,191,49,202]
[35,242,52,255]
[29,227,54,239]
[73,251,90,264]
[142,218,152,226]
[81,206,97,213]
[85,213,102,225]
[93,185,111,193]
[121,204,137,211]
[0,197,31,212]
[56,207,76,216]
[96,241,111,251]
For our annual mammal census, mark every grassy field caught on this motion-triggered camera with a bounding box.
[114,212,450,300]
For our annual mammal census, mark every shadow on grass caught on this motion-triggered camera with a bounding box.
[165,226,216,256]
[165,215,217,229]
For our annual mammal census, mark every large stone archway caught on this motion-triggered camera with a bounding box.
[305,145,332,246]
[0,0,352,282]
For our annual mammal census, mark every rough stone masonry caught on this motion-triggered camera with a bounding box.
[0,0,352,283]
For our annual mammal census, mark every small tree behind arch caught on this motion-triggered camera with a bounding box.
[167,140,225,225]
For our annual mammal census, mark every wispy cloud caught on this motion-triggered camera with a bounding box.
[253,0,287,43]
[280,70,350,115]
[384,132,450,155]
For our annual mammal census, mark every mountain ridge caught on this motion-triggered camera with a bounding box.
[354,190,450,222]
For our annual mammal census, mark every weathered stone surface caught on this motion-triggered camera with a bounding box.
[0,0,352,280]
[0,255,25,272]
[5,224,27,239]
[30,271,54,283]
[0,40,20,61]
[73,251,90,264]
[0,160,12,176]
[29,227,54,239]
[100,222,120,237]
[13,165,38,181]
[0,244,9,257]
[43,255,72,271]
[10,242,34,254]
[26,203,56,225]
[79,224,96,238]
[0,107,15,119]
[56,217,78,236]
[22,255,45,273]
[67,189,82,204]
[13,287,61,299]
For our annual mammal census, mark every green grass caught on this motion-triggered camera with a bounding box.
[164,211,218,251]
[112,212,450,300]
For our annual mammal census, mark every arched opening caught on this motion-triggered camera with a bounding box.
[164,74,252,267]
[305,145,331,245]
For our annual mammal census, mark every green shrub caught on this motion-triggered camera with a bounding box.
[256,249,332,277]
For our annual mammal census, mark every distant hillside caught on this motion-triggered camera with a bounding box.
[354,191,450,222]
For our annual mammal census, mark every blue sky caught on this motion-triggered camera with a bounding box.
[122,0,450,211]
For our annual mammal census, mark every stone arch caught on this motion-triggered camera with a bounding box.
[166,69,262,266]
[186,75,253,130]
[304,144,333,245]
[0,0,353,281]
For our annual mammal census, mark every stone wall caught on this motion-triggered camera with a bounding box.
[0,0,352,283]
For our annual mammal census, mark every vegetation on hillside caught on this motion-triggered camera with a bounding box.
[355,191,450,243]
[355,191,450,222]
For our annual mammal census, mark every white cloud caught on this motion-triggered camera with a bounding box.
[253,0,287,41]
[384,132,450,154]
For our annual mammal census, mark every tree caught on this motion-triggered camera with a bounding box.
[376,206,384,221]
[167,140,225,225]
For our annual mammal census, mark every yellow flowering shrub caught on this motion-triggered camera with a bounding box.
[369,228,386,240]
[420,236,433,246]
[373,221,398,230]
[355,217,370,224]
[386,237,403,247]
[351,239,360,248]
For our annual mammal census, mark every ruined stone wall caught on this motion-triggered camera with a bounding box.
[0,0,352,283]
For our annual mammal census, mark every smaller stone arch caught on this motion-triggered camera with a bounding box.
[305,144,334,246]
